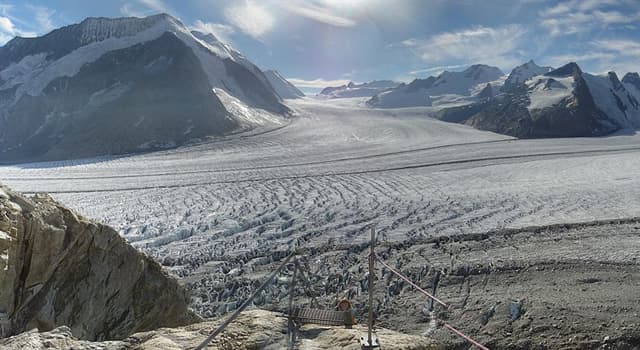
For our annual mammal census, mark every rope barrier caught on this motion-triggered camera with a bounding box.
[193,251,296,350]
[375,254,490,350]
[375,256,449,308]
[443,323,490,350]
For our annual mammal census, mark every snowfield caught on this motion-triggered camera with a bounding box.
[1,97,640,276]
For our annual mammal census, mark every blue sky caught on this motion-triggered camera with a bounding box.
[0,0,639,92]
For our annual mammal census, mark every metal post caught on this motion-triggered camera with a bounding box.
[288,263,298,350]
[361,225,379,349]
[194,251,296,350]
[368,226,375,346]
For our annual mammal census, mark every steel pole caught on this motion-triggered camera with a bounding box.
[367,225,375,346]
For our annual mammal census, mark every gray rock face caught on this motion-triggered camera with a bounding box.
[0,184,199,341]
[0,14,287,163]
[436,62,640,138]
[1,32,236,162]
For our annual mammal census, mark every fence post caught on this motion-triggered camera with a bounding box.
[361,225,379,349]
[288,262,298,350]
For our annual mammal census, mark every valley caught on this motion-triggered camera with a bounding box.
[2,97,639,348]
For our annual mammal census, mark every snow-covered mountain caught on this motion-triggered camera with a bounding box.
[0,14,288,162]
[501,60,552,92]
[367,64,504,108]
[263,70,304,99]
[623,72,640,97]
[436,62,640,138]
[318,80,399,98]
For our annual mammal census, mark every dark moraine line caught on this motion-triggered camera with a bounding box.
[3,139,514,181]
[20,146,640,194]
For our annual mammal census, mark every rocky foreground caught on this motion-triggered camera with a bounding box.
[0,184,441,349]
[0,309,438,350]
[0,184,198,340]
[183,218,640,349]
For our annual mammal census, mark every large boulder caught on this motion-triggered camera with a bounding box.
[0,184,199,340]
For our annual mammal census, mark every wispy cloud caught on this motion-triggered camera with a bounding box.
[224,1,274,39]
[547,38,640,74]
[277,0,356,27]
[539,0,640,36]
[593,39,640,56]
[287,77,351,89]
[408,64,469,76]
[120,0,173,17]
[26,5,56,33]
[546,52,616,67]
[191,20,235,44]
[0,4,51,44]
[398,25,526,70]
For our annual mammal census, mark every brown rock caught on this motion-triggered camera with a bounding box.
[0,185,199,341]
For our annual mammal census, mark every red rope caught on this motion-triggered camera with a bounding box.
[375,256,449,307]
[443,323,490,350]
[375,255,490,350]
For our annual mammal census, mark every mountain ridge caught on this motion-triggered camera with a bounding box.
[0,13,288,163]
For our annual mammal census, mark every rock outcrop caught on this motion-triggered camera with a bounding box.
[0,309,439,350]
[0,184,198,341]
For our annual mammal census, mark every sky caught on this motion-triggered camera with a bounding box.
[0,0,639,92]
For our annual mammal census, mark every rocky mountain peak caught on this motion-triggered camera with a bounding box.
[546,62,582,78]
[622,72,640,90]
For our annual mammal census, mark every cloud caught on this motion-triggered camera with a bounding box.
[546,52,616,67]
[593,39,640,56]
[26,5,56,33]
[408,64,469,76]
[224,1,274,39]
[547,39,640,74]
[539,0,640,36]
[120,0,173,17]
[287,77,351,89]
[191,20,235,44]
[398,25,526,70]
[0,6,41,44]
[277,1,356,27]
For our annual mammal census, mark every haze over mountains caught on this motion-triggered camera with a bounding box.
[318,80,399,98]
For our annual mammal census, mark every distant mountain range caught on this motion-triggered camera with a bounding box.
[318,80,399,98]
[0,14,288,162]
[367,61,640,138]
[367,64,504,108]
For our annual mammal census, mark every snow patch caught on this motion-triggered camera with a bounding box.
[0,53,49,90]
[583,73,640,127]
[526,76,574,111]
[88,82,131,107]
[214,88,285,127]
[0,230,11,241]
